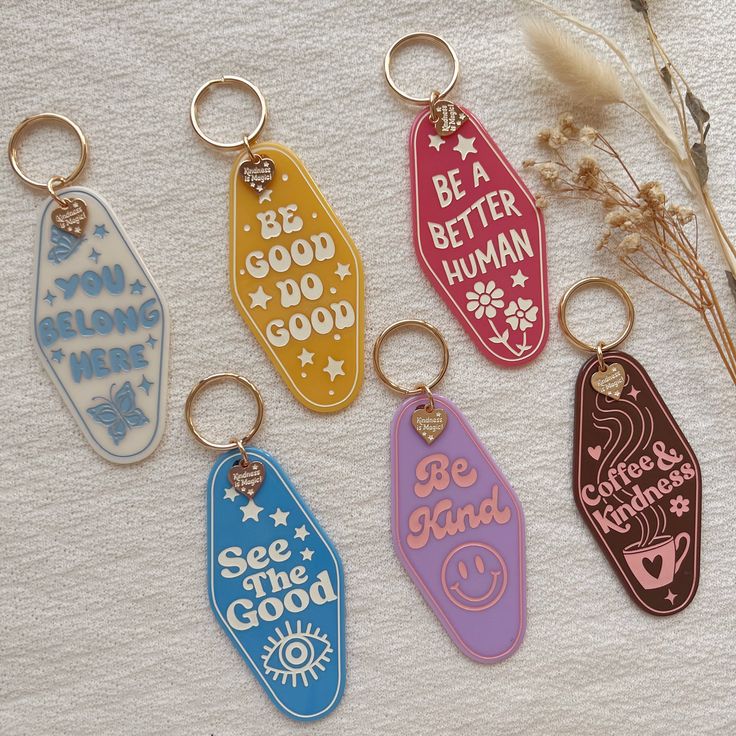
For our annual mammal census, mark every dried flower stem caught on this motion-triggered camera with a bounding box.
[529,121,736,383]
[638,9,736,278]
[530,0,736,285]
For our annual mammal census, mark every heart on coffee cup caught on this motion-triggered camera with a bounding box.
[240,157,275,193]
[228,460,265,498]
[590,362,626,400]
[623,533,690,590]
[411,406,448,445]
[52,198,88,237]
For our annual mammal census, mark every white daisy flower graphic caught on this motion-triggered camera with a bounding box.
[465,281,505,319]
[504,298,538,332]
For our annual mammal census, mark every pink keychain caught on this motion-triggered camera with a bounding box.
[384,33,549,367]
[373,320,526,662]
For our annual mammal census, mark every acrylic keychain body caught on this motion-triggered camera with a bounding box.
[373,320,525,662]
[8,114,169,463]
[190,78,364,412]
[185,374,345,721]
[559,277,701,615]
[384,34,549,367]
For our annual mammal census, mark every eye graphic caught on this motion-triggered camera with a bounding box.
[261,620,332,687]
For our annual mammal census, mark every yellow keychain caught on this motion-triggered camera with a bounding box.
[190,77,364,413]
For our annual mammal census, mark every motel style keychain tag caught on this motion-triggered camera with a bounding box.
[185,374,345,721]
[384,34,549,367]
[190,77,364,412]
[559,278,701,615]
[373,320,525,661]
[9,114,169,463]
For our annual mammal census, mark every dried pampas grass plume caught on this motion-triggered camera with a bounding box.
[521,16,624,105]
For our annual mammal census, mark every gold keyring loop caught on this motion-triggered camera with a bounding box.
[558,276,635,353]
[233,436,251,466]
[8,113,88,191]
[417,383,435,411]
[190,76,267,151]
[596,342,607,372]
[185,373,264,451]
[373,319,450,395]
[47,176,69,207]
[384,32,459,105]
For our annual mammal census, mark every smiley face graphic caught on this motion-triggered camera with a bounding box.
[441,542,508,611]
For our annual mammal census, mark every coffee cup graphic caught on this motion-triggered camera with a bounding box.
[623,533,690,590]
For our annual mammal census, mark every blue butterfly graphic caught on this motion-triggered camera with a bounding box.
[87,381,149,445]
[48,225,85,264]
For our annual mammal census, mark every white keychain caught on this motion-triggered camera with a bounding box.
[9,113,170,463]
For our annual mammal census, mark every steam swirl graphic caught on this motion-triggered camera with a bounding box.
[592,376,663,547]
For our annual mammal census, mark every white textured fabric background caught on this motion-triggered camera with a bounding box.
[1,1,735,734]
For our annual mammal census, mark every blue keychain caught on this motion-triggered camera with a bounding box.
[185,374,346,721]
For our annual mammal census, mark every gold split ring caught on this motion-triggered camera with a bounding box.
[558,276,635,353]
[185,373,264,451]
[8,113,88,194]
[384,32,459,105]
[373,319,449,395]
[190,76,267,151]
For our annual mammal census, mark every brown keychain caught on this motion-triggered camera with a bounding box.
[559,277,701,616]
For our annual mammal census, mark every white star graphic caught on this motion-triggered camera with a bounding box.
[269,508,289,527]
[664,589,677,605]
[298,348,314,367]
[241,499,263,523]
[428,134,445,151]
[335,263,351,281]
[511,269,529,288]
[323,356,345,382]
[300,548,315,561]
[224,486,239,502]
[258,188,272,204]
[249,286,271,310]
[453,134,477,161]
[294,525,310,541]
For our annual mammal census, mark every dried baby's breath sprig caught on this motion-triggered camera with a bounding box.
[531,122,736,384]
[534,193,549,210]
[525,1,736,300]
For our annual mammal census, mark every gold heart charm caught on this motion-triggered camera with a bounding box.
[240,157,275,193]
[591,362,626,399]
[228,460,266,498]
[52,198,88,237]
[411,405,448,444]
[431,100,468,137]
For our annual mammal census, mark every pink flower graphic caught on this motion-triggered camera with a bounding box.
[669,495,689,517]
[504,298,538,332]
[465,281,504,319]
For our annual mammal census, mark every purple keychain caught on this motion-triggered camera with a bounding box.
[373,320,526,662]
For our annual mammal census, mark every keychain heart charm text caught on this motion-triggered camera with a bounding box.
[51,197,88,236]
[228,459,266,498]
[411,404,447,444]
[385,34,549,367]
[590,361,626,399]
[430,97,467,136]
[374,320,526,662]
[559,277,701,615]
[191,77,364,413]
[240,156,275,193]
[9,113,170,463]
[185,374,346,721]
